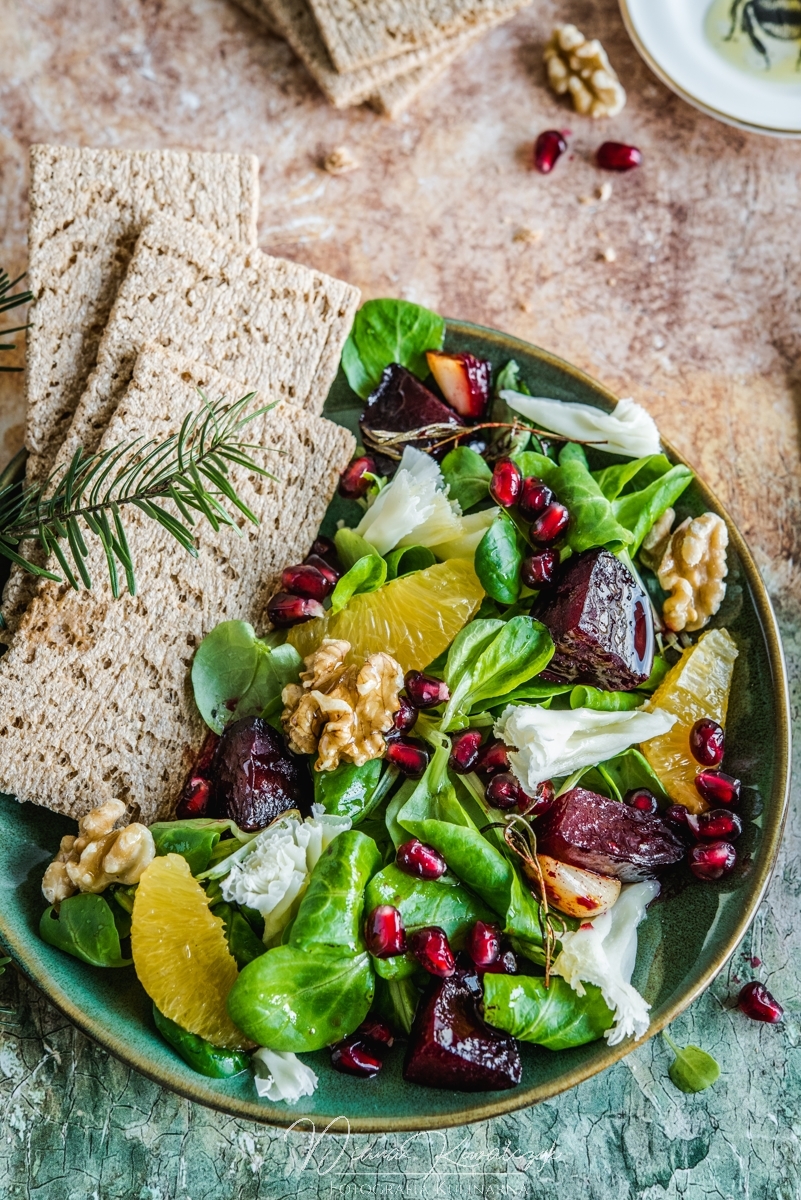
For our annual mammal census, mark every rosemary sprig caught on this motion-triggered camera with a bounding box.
[0,389,277,597]
[0,268,32,371]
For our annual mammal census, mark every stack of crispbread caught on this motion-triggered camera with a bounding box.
[236,0,532,116]
[0,145,359,822]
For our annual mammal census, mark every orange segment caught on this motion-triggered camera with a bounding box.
[131,853,250,1049]
[641,627,738,814]
[288,558,485,674]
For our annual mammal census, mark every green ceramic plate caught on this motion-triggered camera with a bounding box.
[0,321,790,1132]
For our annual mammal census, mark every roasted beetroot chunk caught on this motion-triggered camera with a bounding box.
[535,548,654,690]
[360,364,464,459]
[214,717,310,831]
[403,968,522,1092]
[537,787,685,882]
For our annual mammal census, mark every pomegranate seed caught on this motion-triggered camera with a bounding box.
[311,535,336,559]
[521,548,559,589]
[489,458,523,508]
[330,1036,382,1077]
[357,1018,395,1049]
[404,671,449,709]
[267,592,325,627]
[475,739,510,777]
[596,142,642,171]
[690,718,725,767]
[530,502,570,545]
[386,738,429,778]
[486,771,525,810]
[689,840,737,881]
[393,695,419,735]
[339,455,378,499]
[695,769,741,807]
[176,731,220,819]
[534,130,567,174]
[689,808,742,841]
[625,787,659,816]
[518,778,555,817]
[738,981,783,1024]
[365,905,406,957]
[304,552,341,586]
[518,477,553,520]
[281,562,332,601]
[396,838,447,880]
[466,920,501,968]
[449,729,483,774]
[408,926,456,977]
[482,949,518,975]
[665,803,692,830]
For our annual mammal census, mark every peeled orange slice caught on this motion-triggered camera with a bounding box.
[131,853,250,1049]
[641,627,738,814]
[288,558,484,673]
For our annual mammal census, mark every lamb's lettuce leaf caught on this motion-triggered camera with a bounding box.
[483,974,613,1049]
[40,893,132,967]
[191,620,301,734]
[341,299,445,399]
[330,553,387,613]
[474,510,524,604]
[440,446,492,512]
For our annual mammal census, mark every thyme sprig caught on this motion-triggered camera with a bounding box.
[362,420,603,461]
[0,390,277,597]
[0,269,32,371]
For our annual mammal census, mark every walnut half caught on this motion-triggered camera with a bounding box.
[657,513,729,633]
[282,639,404,772]
[41,798,156,905]
[544,24,626,119]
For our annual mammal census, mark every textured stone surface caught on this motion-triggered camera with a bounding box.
[0,0,799,1195]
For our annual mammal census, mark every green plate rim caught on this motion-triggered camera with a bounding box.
[0,319,790,1131]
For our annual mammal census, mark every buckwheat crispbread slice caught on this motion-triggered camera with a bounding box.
[0,345,356,824]
[25,145,259,484]
[306,0,531,73]
[369,18,487,116]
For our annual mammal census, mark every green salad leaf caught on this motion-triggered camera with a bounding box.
[372,976,421,1036]
[577,747,669,805]
[313,758,385,822]
[334,527,376,569]
[384,545,436,579]
[440,446,492,512]
[613,464,693,553]
[40,893,132,967]
[366,864,493,947]
[330,553,387,613]
[483,974,614,1049]
[474,510,523,604]
[495,359,531,396]
[214,902,267,970]
[664,1032,721,1093]
[441,616,554,730]
[150,817,255,875]
[191,620,301,733]
[152,1004,251,1078]
[341,299,445,399]
[569,686,644,712]
[289,830,381,954]
[556,443,634,553]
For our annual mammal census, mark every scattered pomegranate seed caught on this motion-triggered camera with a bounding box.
[404,671,449,708]
[466,920,501,968]
[530,502,570,545]
[738,981,783,1023]
[625,787,659,816]
[357,1018,395,1049]
[518,478,554,520]
[267,592,325,627]
[521,548,559,589]
[518,778,556,817]
[396,838,447,880]
[330,1036,383,1077]
[689,808,742,841]
[281,562,333,601]
[449,728,483,774]
[365,904,406,958]
[596,142,642,171]
[311,535,336,560]
[393,695,419,735]
[689,718,725,767]
[475,739,510,777]
[339,455,378,499]
[176,730,220,819]
[489,458,523,508]
[304,552,341,586]
[665,803,692,831]
[534,130,568,174]
[408,926,456,977]
[695,769,741,807]
[689,840,737,881]
[482,949,518,975]
[486,771,525,810]
[386,738,430,778]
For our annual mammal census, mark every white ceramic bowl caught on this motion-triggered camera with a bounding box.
[620,0,801,137]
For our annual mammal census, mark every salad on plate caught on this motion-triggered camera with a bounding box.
[37,299,744,1104]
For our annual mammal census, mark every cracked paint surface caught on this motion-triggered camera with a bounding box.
[0,0,799,1194]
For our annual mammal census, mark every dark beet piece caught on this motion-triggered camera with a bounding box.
[537,786,685,882]
[214,717,309,831]
[403,968,522,1092]
[176,730,220,819]
[535,548,654,690]
[360,364,464,459]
